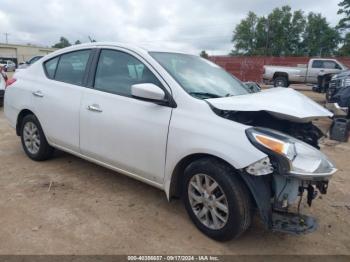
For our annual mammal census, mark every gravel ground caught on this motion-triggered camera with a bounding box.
[0,87,349,255]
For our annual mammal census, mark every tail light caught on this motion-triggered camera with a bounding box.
[5,78,16,88]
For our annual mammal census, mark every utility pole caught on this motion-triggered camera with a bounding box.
[4,32,10,44]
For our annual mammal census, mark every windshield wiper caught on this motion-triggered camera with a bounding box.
[189,92,221,98]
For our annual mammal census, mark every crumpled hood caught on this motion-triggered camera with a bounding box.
[206,88,333,123]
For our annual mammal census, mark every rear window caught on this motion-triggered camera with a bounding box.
[55,50,91,85]
[44,57,59,79]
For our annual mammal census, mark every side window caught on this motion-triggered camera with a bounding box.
[44,57,59,79]
[55,50,91,85]
[30,56,41,64]
[323,61,337,69]
[94,49,162,96]
[312,60,324,69]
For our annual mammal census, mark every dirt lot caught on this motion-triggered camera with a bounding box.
[0,87,349,255]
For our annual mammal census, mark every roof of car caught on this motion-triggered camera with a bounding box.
[48,42,191,57]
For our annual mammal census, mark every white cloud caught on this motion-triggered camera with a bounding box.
[0,0,341,55]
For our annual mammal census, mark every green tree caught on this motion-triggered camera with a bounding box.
[200,50,209,59]
[231,11,258,55]
[338,0,350,30]
[232,6,305,56]
[263,6,305,56]
[52,37,71,48]
[302,13,340,56]
[337,0,350,55]
[287,10,306,56]
[338,33,350,55]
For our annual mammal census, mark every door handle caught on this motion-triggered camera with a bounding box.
[32,90,44,97]
[87,104,103,113]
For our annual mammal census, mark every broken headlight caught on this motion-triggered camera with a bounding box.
[246,127,337,180]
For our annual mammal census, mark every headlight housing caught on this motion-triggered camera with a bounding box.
[344,77,350,88]
[340,77,350,88]
[246,127,336,180]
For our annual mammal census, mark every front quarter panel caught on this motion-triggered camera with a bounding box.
[164,101,267,198]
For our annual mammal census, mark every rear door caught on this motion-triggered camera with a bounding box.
[79,48,172,184]
[34,49,92,152]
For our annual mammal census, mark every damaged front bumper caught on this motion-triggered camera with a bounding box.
[271,174,332,234]
[243,127,337,235]
[241,170,334,235]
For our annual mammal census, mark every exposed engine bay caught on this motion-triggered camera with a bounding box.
[213,109,324,149]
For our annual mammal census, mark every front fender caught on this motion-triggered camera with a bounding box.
[164,106,267,198]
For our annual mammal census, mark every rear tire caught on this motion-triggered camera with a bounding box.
[183,158,252,241]
[20,114,54,161]
[274,76,288,87]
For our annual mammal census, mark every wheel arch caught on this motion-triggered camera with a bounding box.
[16,109,35,136]
[273,72,289,82]
[167,153,254,202]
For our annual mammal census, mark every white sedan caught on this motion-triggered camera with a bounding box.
[4,43,336,240]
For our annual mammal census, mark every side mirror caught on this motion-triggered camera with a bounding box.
[131,83,166,103]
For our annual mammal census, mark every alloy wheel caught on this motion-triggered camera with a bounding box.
[23,121,41,155]
[188,173,229,230]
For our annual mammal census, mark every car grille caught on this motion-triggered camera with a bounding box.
[328,80,338,97]
[329,80,337,89]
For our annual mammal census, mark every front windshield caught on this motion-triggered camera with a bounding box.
[150,52,249,99]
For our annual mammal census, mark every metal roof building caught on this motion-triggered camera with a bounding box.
[0,43,57,65]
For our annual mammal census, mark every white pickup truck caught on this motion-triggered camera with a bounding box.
[263,58,347,87]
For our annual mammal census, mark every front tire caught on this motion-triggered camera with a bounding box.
[183,158,252,241]
[20,114,54,161]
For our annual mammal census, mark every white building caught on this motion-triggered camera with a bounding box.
[0,43,57,65]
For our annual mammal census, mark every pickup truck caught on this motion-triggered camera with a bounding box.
[263,58,347,87]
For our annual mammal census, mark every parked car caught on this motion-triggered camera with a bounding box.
[326,70,350,116]
[4,43,336,240]
[0,60,16,72]
[244,81,261,93]
[0,67,6,106]
[17,56,43,70]
[263,58,347,87]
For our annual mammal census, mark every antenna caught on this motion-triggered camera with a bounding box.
[88,36,96,43]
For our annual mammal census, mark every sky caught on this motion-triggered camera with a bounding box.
[0,0,343,55]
